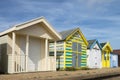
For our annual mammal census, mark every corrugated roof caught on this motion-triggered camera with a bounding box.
[59,28,78,40]
[87,39,96,49]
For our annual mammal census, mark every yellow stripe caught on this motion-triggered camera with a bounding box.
[66,56,72,58]
[66,62,72,64]
[65,29,88,46]
[63,41,66,68]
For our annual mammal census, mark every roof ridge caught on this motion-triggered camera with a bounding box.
[59,27,79,33]
[100,42,107,44]
[87,39,96,49]
[87,39,96,41]
[59,28,79,40]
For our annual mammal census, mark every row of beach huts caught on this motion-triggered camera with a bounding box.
[0,17,120,74]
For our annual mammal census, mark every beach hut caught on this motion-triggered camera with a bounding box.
[0,17,61,73]
[110,53,118,68]
[49,28,88,69]
[87,39,102,68]
[100,42,113,68]
[113,49,120,67]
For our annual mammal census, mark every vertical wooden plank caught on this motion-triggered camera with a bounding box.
[18,35,21,72]
[25,35,29,72]
[45,38,48,71]
[63,41,66,68]
[77,43,78,67]
[108,51,110,67]
[16,55,17,72]
[12,32,15,73]
[54,41,56,71]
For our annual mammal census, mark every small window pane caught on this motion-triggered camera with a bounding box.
[72,42,77,51]
[107,54,109,60]
[78,43,81,52]
[49,52,54,56]
[72,53,77,67]
[104,52,106,60]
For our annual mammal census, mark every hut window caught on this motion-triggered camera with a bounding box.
[49,52,54,56]
[95,63,97,65]
[78,43,81,52]
[72,42,77,51]
[104,53,106,60]
[107,55,109,60]
[57,52,63,56]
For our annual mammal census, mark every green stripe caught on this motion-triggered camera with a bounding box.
[66,64,72,67]
[66,52,72,56]
[81,63,87,66]
[81,56,87,58]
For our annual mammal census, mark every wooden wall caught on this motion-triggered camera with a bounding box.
[49,31,87,69]
[64,31,87,68]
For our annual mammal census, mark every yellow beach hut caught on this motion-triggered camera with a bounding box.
[100,42,113,68]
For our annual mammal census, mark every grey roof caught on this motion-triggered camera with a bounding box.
[100,42,106,48]
[59,28,79,40]
[87,39,96,49]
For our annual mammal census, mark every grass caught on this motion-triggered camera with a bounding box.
[57,67,90,71]
[79,67,90,70]
[65,67,76,71]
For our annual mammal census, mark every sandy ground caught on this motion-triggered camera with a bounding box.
[0,68,120,80]
[102,76,120,80]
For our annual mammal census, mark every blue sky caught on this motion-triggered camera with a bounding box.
[0,0,120,49]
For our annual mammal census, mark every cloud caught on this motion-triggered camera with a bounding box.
[80,26,120,49]
[0,17,20,32]
[86,0,113,6]
[0,0,120,49]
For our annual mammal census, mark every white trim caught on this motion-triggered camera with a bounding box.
[12,32,15,73]
[45,39,48,71]
[0,17,61,40]
[25,35,29,72]
[14,17,44,27]
[0,27,16,36]
[42,19,61,40]
[54,41,57,71]
[15,19,43,30]
[63,41,66,68]
[18,39,21,73]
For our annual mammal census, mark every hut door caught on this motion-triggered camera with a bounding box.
[72,42,81,67]
[72,53,77,67]
[72,42,77,67]
[78,54,81,67]
[19,35,26,72]
[78,43,81,67]
[28,37,41,71]
[112,55,117,67]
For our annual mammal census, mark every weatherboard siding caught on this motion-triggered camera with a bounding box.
[49,29,88,69]
[65,32,87,68]
[101,42,113,68]
[49,42,65,68]
[0,35,8,73]
[87,43,102,68]
[102,50,110,68]
[110,53,118,68]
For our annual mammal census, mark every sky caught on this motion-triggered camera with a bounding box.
[0,0,120,49]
